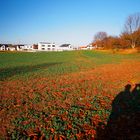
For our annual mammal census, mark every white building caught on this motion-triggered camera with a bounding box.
[58,44,73,51]
[38,42,56,51]
[87,44,94,50]
[80,46,88,50]
[80,44,97,50]
[18,44,33,51]
[8,47,16,51]
[0,42,76,52]
[0,44,9,51]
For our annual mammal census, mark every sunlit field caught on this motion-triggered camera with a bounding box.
[0,50,140,139]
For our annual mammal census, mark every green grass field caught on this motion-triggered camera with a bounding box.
[0,50,140,80]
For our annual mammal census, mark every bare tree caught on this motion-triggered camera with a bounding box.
[123,13,140,48]
[94,32,108,42]
[93,32,108,48]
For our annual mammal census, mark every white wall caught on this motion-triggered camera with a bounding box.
[38,42,56,51]
[20,45,33,50]
[57,44,73,51]
[0,45,6,50]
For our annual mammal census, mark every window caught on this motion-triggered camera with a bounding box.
[52,45,55,47]
[42,48,45,50]
[48,45,51,47]
[48,48,50,50]
[42,45,45,47]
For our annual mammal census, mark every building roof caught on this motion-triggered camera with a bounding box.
[0,44,11,47]
[39,42,55,44]
[16,44,25,46]
[60,44,71,47]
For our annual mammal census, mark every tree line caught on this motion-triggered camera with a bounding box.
[93,13,140,49]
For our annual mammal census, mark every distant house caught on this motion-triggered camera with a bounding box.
[38,42,56,51]
[58,44,73,51]
[0,44,22,51]
[15,45,20,51]
[8,46,16,51]
[79,46,88,50]
[79,43,97,50]
[9,45,22,51]
[86,44,96,50]
[16,44,25,51]
[19,44,33,50]
[91,43,98,49]
[0,44,9,51]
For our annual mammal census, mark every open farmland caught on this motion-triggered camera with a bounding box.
[0,50,140,139]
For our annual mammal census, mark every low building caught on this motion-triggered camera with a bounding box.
[80,43,97,50]
[91,43,98,49]
[79,46,88,50]
[19,44,33,50]
[87,44,94,50]
[0,44,9,51]
[8,46,16,51]
[58,44,73,51]
[38,42,56,51]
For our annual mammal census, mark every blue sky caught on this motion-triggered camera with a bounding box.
[0,0,140,46]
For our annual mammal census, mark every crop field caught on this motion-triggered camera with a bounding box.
[0,50,140,139]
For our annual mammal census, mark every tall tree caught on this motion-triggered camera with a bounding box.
[93,32,108,48]
[122,13,140,48]
[94,32,108,42]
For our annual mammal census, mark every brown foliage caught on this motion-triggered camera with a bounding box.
[92,13,140,50]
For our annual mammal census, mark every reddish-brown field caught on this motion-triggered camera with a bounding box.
[0,51,140,139]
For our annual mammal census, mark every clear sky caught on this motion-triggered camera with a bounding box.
[0,0,140,46]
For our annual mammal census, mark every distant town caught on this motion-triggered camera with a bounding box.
[0,42,97,52]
